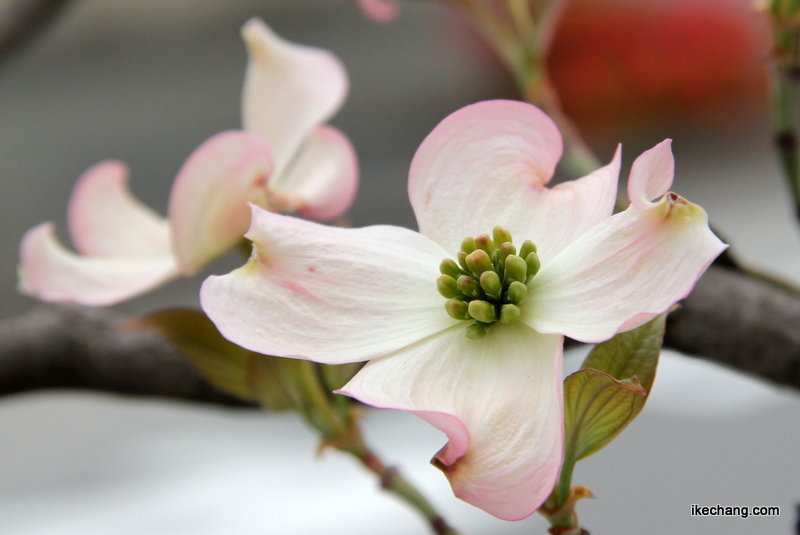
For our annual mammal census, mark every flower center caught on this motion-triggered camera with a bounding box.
[437,226,540,340]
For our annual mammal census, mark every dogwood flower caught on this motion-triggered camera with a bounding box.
[200,100,725,520]
[19,19,357,306]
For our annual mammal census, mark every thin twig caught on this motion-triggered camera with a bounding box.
[0,0,77,65]
[772,21,800,214]
[291,355,460,535]
[336,429,459,535]
[768,7,800,222]
[454,0,601,177]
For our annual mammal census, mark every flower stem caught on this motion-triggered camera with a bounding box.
[540,477,593,535]
[770,20,800,222]
[459,0,524,74]
[293,360,459,535]
[334,426,460,535]
[521,72,601,178]
[538,438,591,534]
[507,0,537,48]
[741,262,800,295]
[458,0,600,179]
[555,457,575,506]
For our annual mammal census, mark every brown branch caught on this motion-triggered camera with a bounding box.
[665,265,800,389]
[0,0,77,65]
[1,264,800,406]
[0,305,255,407]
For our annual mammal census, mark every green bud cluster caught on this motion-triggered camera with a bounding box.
[436,226,541,340]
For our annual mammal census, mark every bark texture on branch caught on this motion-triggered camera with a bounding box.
[666,266,800,390]
[1,264,799,407]
[0,305,254,407]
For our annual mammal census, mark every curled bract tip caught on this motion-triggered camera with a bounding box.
[628,139,675,210]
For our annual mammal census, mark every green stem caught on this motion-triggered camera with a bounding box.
[319,363,356,420]
[540,478,591,534]
[740,261,800,295]
[521,72,601,177]
[335,428,460,535]
[555,457,575,507]
[506,0,537,48]
[460,0,600,178]
[293,360,349,438]
[459,0,525,74]
[772,24,800,221]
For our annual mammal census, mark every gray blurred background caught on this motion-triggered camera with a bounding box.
[1,0,799,533]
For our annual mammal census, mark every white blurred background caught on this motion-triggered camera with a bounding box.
[1,0,799,533]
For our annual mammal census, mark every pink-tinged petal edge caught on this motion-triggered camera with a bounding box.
[270,126,359,221]
[408,100,563,255]
[524,189,727,342]
[241,18,349,175]
[517,145,621,264]
[19,223,177,306]
[67,160,172,258]
[355,0,399,23]
[168,131,273,275]
[338,324,564,521]
[627,139,674,210]
[200,205,457,365]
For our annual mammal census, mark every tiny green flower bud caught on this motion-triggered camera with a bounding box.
[465,249,494,277]
[475,234,495,254]
[442,232,541,339]
[457,275,484,299]
[500,303,521,324]
[491,249,500,266]
[460,236,476,255]
[506,281,527,304]
[497,242,516,264]
[479,271,502,300]
[457,251,470,272]
[466,322,487,340]
[493,226,513,246]
[437,275,461,299]
[468,300,497,323]
[445,299,470,320]
[439,258,462,279]
[504,254,527,284]
[519,240,537,259]
[525,252,541,280]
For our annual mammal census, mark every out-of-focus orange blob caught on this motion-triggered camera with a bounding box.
[547,0,770,135]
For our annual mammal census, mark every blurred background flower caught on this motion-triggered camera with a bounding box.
[547,0,769,138]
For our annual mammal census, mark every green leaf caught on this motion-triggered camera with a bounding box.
[563,369,646,462]
[131,308,254,401]
[130,309,364,417]
[245,355,306,412]
[580,313,666,417]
